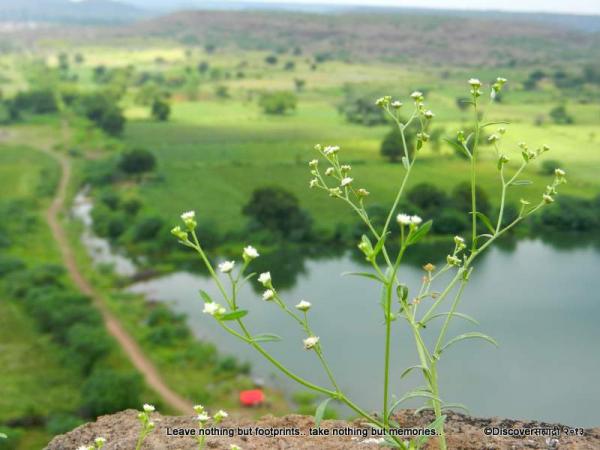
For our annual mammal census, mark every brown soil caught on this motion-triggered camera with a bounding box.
[46,410,600,450]
[41,141,193,415]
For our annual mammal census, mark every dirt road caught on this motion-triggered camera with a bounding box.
[43,147,194,414]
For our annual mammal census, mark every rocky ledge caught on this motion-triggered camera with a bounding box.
[46,409,600,449]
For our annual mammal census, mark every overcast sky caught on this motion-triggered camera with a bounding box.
[219,0,600,15]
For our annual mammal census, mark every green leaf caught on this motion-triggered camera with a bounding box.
[423,312,479,326]
[481,120,510,128]
[219,310,248,321]
[372,232,389,259]
[440,332,498,353]
[252,333,282,343]
[444,138,471,159]
[416,415,446,446]
[199,290,213,303]
[383,435,408,449]
[389,389,440,415]
[400,364,429,379]
[406,220,432,246]
[242,272,257,283]
[396,284,409,303]
[511,179,533,186]
[472,212,495,234]
[341,271,384,282]
[441,402,470,414]
[314,398,332,428]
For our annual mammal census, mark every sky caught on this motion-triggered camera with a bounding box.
[213,0,600,15]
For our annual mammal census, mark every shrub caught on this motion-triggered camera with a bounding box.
[258,91,297,115]
[81,369,143,417]
[13,89,58,114]
[432,208,469,234]
[65,324,112,374]
[339,89,387,126]
[380,125,417,163]
[0,256,25,277]
[76,93,125,135]
[549,105,574,124]
[130,216,164,241]
[407,183,447,216]
[540,159,563,175]
[118,149,156,175]
[537,196,599,231]
[243,187,312,240]
[151,98,171,121]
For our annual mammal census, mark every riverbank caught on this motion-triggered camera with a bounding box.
[46,409,600,449]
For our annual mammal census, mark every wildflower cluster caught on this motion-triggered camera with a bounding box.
[194,405,235,450]
[76,438,106,450]
[174,77,564,450]
[135,404,156,450]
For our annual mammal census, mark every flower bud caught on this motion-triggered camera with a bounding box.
[357,188,370,197]
[218,261,235,274]
[303,336,320,350]
[309,178,318,188]
[180,210,197,230]
[341,177,353,187]
[543,194,554,204]
[242,245,259,262]
[308,159,318,168]
[423,263,435,272]
[262,289,275,301]
[170,226,188,241]
[447,255,461,266]
[295,300,312,312]
[258,272,272,287]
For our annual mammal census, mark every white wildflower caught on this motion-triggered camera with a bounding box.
[468,78,481,87]
[193,404,205,413]
[262,289,275,301]
[410,215,422,225]
[218,261,235,273]
[341,177,353,187]
[391,100,403,109]
[424,110,434,119]
[143,404,155,413]
[323,145,340,155]
[308,159,318,168]
[213,410,228,422]
[203,302,221,316]
[325,167,334,176]
[295,300,312,312]
[396,214,412,225]
[258,272,272,287]
[309,178,318,188]
[243,245,259,260]
[410,91,423,100]
[303,336,320,350]
[197,412,210,423]
[555,168,566,178]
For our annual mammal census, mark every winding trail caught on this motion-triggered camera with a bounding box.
[43,147,194,415]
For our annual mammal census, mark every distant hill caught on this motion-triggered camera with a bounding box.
[0,0,147,24]
[121,10,600,66]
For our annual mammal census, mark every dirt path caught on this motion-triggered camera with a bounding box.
[42,147,194,415]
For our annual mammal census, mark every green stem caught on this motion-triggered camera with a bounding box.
[382,283,393,427]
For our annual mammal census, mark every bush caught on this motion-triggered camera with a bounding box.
[407,183,447,216]
[549,105,574,125]
[540,159,563,175]
[243,187,312,240]
[537,196,599,231]
[380,125,417,163]
[452,181,492,217]
[118,149,156,175]
[130,216,164,241]
[432,208,469,234]
[338,89,387,126]
[151,98,170,121]
[76,93,125,136]
[81,369,143,417]
[45,414,84,435]
[65,324,112,374]
[258,91,297,115]
[13,89,58,114]
[0,256,25,277]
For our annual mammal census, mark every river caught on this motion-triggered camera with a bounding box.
[72,191,600,427]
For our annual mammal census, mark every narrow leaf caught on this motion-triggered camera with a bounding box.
[372,232,389,258]
[416,415,446,446]
[406,220,432,246]
[444,138,471,159]
[314,398,332,428]
[511,179,533,186]
[389,390,440,415]
[199,290,213,303]
[341,271,384,282]
[423,312,479,326]
[220,310,248,321]
[400,364,429,379]
[401,156,409,170]
[252,333,282,343]
[473,212,495,234]
[442,402,470,414]
[481,120,510,128]
[440,332,498,353]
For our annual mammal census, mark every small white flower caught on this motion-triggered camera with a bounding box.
[181,211,195,221]
[308,159,318,168]
[295,300,312,311]
[243,245,259,260]
[357,188,370,197]
[303,336,320,350]
[148,421,155,429]
[454,236,465,245]
[323,145,340,155]
[309,178,318,188]
[543,194,554,204]
[410,215,422,225]
[193,404,205,413]
[468,78,481,87]
[391,100,403,109]
[213,410,228,421]
[340,164,351,172]
[410,91,423,99]
[447,255,461,266]
[341,177,353,187]
[396,213,412,225]
[424,110,434,119]
[203,302,221,315]
[197,412,210,422]
[555,168,566,177]
[258,272,272,286]
[218,260,235,273]
[325,167,334,176]
[143,404,155,413]
[262,289,275,301]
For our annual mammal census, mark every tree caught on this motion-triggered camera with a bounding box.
[339,90,387,126]
[82,369,142,417]
[265,55,278,65]
[242,187,312,240]
[258,91,297,115]
[119,149,156,175]
[549,105,574,125]
[407,183,448,216]
[151,98,171,121]
[76,93,125,136]
[14,89,58,114]
[380,126,417,163]
[294,78,306,92]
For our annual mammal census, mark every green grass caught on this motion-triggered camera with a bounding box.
[119,89,600,234]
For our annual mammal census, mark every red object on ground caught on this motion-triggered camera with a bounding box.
[239,389,265,406]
